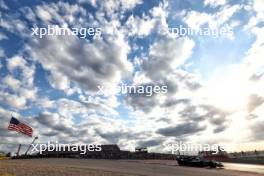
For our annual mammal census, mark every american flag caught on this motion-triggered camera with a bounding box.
[8,117,33,137]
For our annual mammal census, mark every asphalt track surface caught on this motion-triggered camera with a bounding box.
[0,159,263,176]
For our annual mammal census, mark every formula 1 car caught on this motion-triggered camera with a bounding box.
[177,156,224,168]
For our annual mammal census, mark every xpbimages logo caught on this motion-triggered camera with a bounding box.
[31,25,101,38]
[96,83,168,97]
[165,142,226,155]
[31,141,102,154]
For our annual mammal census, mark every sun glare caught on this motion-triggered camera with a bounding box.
[204,78,249,111]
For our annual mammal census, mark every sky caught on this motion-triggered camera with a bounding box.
[0,0,263,153]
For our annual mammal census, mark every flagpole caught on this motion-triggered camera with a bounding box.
[25,136,38,156]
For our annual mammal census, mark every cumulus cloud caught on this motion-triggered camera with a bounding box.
[3,75,21,91]
[204,0,226,8]
[184,4,242,29]
[125,15,155,37]
[27,34,132,93]
[35,112,75,136]
[79,0,142,14]
[0,55,37,109]
[142,37,195,80]
[126,91,160,113]
[125,34,197,115]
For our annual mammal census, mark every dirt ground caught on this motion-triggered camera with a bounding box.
[0,159,262,176]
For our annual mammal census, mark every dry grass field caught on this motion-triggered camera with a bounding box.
[0,159,262,176]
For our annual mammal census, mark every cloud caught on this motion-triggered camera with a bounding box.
[0,33,8,41]
[126,69,201,113]
[35,112,75,136]
[32,2,88,26]
[125,83,165,113]
[204,0,226,8]
[213,125,227,133]
[126,93,159,113]
[0,108,13,136]
[246,0,264,29]
[125,15,155,37]
[27,34,132,93]
[126,35,196,114]
[0,0,8,10]
[184,4,242,29]
[179,105,204,122]
[0,15,28,38]
[247,94,264,112]
[42,131,59,137]
[98,0,142,15]
[162,98,190,108]
[137,138,163,148]
[0,92,27,109]
[251,121,264,141]
[96,130,137,144]
[253,0,264,12]
[35,5,53,22]
[0,49,5,57]
[250,72,264,81]
[56,98,117,117]
[0,55,37,109]
[157,122,206,137]
[143,37,195,81]
[47,72,70,92]
[7,55,35,88]
[3,75,21,91]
